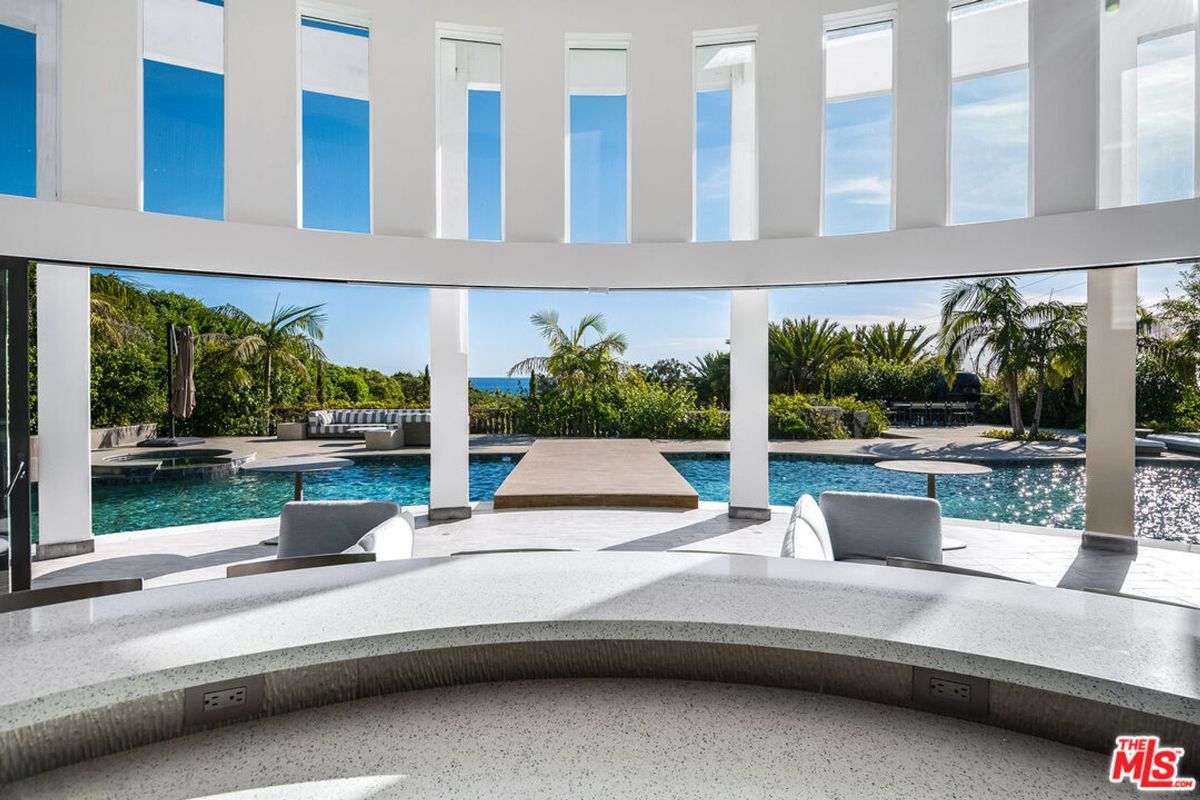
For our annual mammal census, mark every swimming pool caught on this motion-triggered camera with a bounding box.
[71,452,1200,542]
[666,454,1200,544]
[78,455,519,536]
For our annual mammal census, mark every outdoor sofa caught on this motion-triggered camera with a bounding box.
[307,408,431,446]
[780,491,943,565]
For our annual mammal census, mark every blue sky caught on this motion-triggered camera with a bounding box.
[2,17,1194,376]
[0,23,36,198]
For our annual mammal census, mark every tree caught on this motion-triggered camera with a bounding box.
[853,321,935,364]
[690,351,730,409]
[768,317,854,394]
[210,298,328,434]
[639,358,695,387]
[508,310,629,407]
[1023,301,1085,436]
[940,277,1029,435]
[90,272,151,346]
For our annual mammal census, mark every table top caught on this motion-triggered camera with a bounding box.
[241,456,353,474]
[347,426,390,432]
[1,552,1195,733]
[874,459,992,476]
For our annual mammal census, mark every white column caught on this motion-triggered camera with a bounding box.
[729,289,769,519]
[629,27,691,242]
[36,265,93,557]
[757,7,821,239]
[504,28,563,242]
[728,57,758,241]
[1085,267,1137,549]
[59,0,139,209]
[429,288,471,520]
[894,1,950,230]
[225,0,298,227]
[436,42,470,240]
[1031,0,1099,216]
[373,4,435,238]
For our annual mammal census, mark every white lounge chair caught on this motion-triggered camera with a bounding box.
[277,500,415,561]
[781,491,943,565]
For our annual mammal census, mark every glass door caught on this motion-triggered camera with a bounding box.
[0,258,31,593]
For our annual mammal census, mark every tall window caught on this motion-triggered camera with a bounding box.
[567,47,628,243]
[823,20,894,236]
[0,19,35,198]
[694,40,757,242]
[438,37,502,241]
[301,17,370,233]
[950,0,1029,224]
[1100,0,1198,208]
[142,0,225,219]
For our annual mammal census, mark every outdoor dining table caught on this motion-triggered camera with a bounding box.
[243,455,354,502]
[242,456,354,546]
[873,459,993,552]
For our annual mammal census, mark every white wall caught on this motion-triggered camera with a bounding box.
[429,287,470,519]
[226,0,298,228]
[2,0,1196,287]
[35,265,92,549]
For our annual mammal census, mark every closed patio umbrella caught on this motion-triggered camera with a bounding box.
[140,323,204,447]
[170,324,197,420]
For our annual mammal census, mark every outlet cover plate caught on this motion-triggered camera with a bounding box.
[912,667,989,718]
[184,674,265,727]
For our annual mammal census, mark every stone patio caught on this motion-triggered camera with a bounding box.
[31,503,1200,607]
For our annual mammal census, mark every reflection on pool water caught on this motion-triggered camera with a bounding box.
[665,455,1200,544]
[74,452,1200,543]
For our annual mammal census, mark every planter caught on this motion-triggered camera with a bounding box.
[90,424,158,450]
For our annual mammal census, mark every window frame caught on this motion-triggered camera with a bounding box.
[435,24,505,242]
[947,0,1033,226]
[0,0,58,201]
[819,7,899,237]
[692,26,759,243]
[564,34,632,244]
[296,2,373,233]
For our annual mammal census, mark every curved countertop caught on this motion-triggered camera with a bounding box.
[1,552,1196,737]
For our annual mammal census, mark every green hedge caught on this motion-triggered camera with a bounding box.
[828,358,942,401]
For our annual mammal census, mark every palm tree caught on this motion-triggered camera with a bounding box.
[690,351,731,409]
[211,298,328,434]
[853,321,935,364]
[940,277,1029,435]
[768,317,854,394]
[90,273,150,345]
[1024,301,1085,437]
[508,310,628,404]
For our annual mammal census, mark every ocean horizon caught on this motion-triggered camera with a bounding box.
[469,376,529,395]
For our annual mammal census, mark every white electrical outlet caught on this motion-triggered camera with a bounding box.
[202,686,247,712]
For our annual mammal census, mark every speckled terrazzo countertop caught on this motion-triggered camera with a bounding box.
[0,552,1196,732]
[2,680,1147,799]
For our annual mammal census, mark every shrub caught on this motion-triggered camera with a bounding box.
[768,394,849,440]
[679,406,730,439]
[828,358,942,402]
[980,428,1060,442]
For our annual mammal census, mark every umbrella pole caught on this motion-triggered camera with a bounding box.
[167,322,177,440]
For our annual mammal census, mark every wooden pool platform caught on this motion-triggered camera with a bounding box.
[492,439,700,510]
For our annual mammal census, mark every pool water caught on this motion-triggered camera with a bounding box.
[68,452,1200,543]
[82,455,518,536]
[666,455,1200,544]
